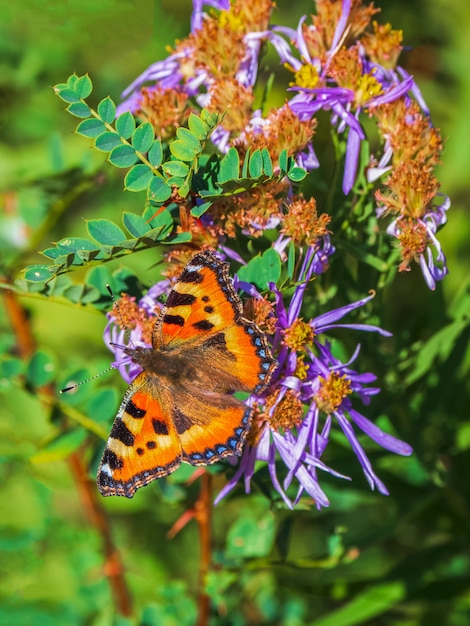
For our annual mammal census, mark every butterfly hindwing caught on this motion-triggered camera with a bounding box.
[166,387,254,465]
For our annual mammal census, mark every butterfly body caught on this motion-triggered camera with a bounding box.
[98,250,276,498]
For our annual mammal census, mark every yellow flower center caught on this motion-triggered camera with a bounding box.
[283,319,315,351]
[314,371,352,414]
[291,63,320,89]
[355,72,383,107]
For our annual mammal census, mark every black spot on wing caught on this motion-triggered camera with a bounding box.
[110,420,135,446]
[202,295,210,302]
[163,314,185,326]
[179,268,203,283]
[193,319,214,331]
[152,419,169,435]
[166,291,197,307]
[203,332,236,359]
[125,399,146,419]
[103,449,123,470]
[173,407,194,434]
[204,305,214,313]
[146,441,157,449]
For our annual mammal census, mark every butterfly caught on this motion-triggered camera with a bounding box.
[97,249,277,497]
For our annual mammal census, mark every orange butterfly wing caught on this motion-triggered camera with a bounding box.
[97,250,276,498]
[154,251,273,392]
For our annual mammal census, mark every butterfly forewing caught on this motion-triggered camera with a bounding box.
[153,251,243,348]
[97,375,182,497]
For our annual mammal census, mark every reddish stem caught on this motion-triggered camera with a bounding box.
[3,287,133,618]
[195,472,213,626]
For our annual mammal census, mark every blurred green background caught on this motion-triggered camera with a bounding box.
[1,1,469,625]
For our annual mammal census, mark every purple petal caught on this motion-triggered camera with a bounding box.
[343,127,361,194]
[312,293,375,327]
[348,408,413,456]
[336,412,390,495]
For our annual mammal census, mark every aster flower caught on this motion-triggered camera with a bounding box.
[286,9,416,194]
[104,281,168,383]
[215,247,412,509]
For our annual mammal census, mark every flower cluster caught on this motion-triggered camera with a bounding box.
[118,0,448,288]
[102,0,447,506]
[105,246,412,508]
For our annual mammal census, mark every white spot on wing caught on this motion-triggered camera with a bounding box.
[100,463,113,477]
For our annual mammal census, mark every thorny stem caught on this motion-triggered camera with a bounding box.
[3,287,133,618]
[195,472,213,626]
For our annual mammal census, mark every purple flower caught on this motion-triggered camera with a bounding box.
[104,280,169,383]
[215,248,412,508]
[384,197,450,291]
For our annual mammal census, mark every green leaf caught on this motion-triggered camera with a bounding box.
[47,274,73,297]
[76,118,106,138]
[66,74,79,88]
[148,177,172,202]
[178,179,191,198]
[188,113,208,140]
[26,351,56,387]
[162,160,190,178]
[200,108,220,128]
[62,284,98,304]
[41,247,66,260]
[288,165,307,182]
[261,148,273,177]
[191,201,212,218]
[405,319,468,385]
[115,111,136,139]
[122,211,151,237]
[219,147,240,182]
[108,144,138,168]
[95,131,122,152]
[97,96,116,123]
[57,237,98,253]
[24,265,52,282]
[132,122,154,153]
[55,88,81,103]
[124,164,153,191]
[241,147,250,178]
[287,240,296,279]
[226,513,275,558]
[170,142,197,162]
[143,205,174,231]
[0,357,24,386]
[85,265,113,295]
[147,140,163,167]
[66,102,91,118]
[74,74,93,99]
[87,387,119,423]
[31,429,88,464]
[340,241,389,271]
[237,248,281,289]
[86,219,126,245]
[310,582,405,626]
[163,231,192,244]
[249,150,263,178]
[171,127,202,161]
[279,149,288,172]
[79,285,101,304]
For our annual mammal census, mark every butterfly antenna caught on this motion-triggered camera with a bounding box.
[60,366,117,393]
[60,286,137,394]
